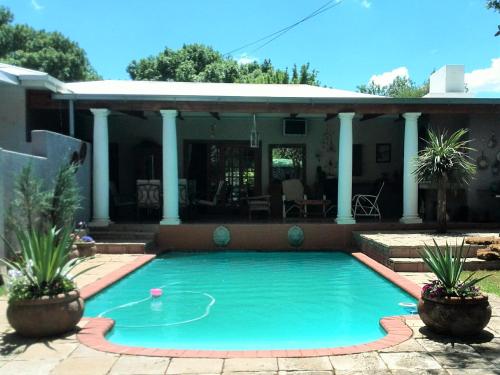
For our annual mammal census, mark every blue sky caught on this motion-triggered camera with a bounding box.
[1,0,499,97]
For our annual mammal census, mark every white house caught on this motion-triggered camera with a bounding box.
[0,63,499,254]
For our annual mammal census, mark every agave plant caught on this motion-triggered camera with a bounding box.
[413,128,476,233]
[421,239,490,298]
[1,226,97,301]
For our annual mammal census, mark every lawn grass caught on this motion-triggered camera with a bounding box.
[462,270,500,296]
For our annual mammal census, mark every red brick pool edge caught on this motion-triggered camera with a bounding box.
[77,252,421,358]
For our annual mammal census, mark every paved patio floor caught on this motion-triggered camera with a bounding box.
[0,254,499,375]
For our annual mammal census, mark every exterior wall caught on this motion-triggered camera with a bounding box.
[0,85,29,153]
[0,130,91,257]
[106,113,404,198]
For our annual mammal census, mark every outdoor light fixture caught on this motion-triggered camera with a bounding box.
[250,114,259,148]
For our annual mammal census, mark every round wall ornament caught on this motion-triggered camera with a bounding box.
[213,226,230,247]
[288,225,304,247]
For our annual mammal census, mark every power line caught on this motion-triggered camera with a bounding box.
[224,0,344,57]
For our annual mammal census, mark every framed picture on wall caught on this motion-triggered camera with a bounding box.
[376,143,391,163]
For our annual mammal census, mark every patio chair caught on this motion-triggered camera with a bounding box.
[282,179,307,218]
[352,181,385,221]
[136,179,161,219]
[197,180,225,207]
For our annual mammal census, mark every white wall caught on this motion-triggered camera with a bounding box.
[0,84,29,153]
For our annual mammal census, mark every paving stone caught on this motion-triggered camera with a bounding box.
[278,372,333,375]
[166,358,224,374]
[109,355,171,374]
[69,344,119,358]
[14,341,78,360]
[0,358,60,375]
[51,356,118,375]
[389,370,449,375]
[277,357,333,371]
[379,338,427,352]
[334,371,392,375]
[378,352,442,370]
[224,358,278,372]
[224,372,277,375]
[429,351,495,369]
[417,338,477,353]
[329,352,387,371]
[446,369,500,375]
[471,338,500,365]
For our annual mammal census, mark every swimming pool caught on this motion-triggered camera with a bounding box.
[84,251,416,351]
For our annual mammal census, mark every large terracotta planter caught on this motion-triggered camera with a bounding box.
[418,294,492,337]
[7,290,84,338]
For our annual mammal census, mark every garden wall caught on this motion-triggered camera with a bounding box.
[0,130,91,258]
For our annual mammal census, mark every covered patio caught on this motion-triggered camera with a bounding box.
[26,67,500,229]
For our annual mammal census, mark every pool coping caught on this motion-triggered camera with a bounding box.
[77,252,422,358]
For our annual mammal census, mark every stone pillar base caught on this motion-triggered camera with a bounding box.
[160,217,181,225]
[399,216,423,224]
[335,217,356,225]
[89,219,111,227]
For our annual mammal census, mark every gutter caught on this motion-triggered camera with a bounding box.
[51,93,500,105]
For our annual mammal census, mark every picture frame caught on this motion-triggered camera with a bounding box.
[376,143,391,163]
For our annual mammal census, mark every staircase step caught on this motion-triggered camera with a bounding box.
[388,257,500,272]
[95,242,146,254]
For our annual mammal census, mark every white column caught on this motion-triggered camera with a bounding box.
[90,108,111,226]
[160,109,180,225]
[400,112,423,224]
[336,112,356,224]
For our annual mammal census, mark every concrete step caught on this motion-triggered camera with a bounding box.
[90,224,159,232]
[90,231,156,241]
[387,257,500,272]
[95,242,146,254]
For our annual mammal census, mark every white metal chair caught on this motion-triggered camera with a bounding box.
[352,182,384,221]
[197,180,225,207]
[282,179,307,218]
[136,179,161,218]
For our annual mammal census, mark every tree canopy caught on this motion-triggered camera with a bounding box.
[127,43,319,85]
[0,6,99,81]
[357,76,429,98]
[487,0,500,35]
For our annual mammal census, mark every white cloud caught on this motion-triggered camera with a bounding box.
[31,0,44,10]
[360,0,371,8]
[465,58,500,94]
[369,66,409,87]
[237,54,258,65]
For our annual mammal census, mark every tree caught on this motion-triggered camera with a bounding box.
[486,0,500,35]
[357,76,429,98]
[413,129,476,233]
[127,43,320,85]
[0,6,99,81]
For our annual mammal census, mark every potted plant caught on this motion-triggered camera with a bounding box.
[413,128,476,233]
[1,226,95,338]
[418,240,492,337]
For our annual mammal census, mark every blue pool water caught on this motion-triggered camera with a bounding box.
[85,252,416,350]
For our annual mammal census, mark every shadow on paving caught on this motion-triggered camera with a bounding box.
[0,327,81,356]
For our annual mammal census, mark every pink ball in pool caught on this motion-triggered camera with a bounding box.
[150,288,163,298]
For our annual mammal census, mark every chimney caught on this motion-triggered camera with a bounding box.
[424,65,472,98]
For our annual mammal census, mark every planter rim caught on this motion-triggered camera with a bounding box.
[75,241,96,245]
[421,294,489,304]
[8,289,81,306]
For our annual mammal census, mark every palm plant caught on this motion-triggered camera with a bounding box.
[421,240,490,297]
[413,128,476,233]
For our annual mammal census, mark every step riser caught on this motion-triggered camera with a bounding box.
[95,243,146,254]
[390,260,500,272]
